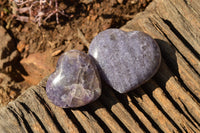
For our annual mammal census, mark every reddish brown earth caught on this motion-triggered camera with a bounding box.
[0,0,152,107]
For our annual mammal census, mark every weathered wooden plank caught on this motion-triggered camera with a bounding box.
[151,14,200,74]
[126,96,159,133]
[0,0,200,132]
[71,110,104,133]
[155,0,200,55]
[121,10,200,101]
[100,86,144,133]
[89,102,126,133]
[144,80,200,132]
[129,88,178,133]
[0,85,80,133]
[185,0,200,17]
[155,60,200,125]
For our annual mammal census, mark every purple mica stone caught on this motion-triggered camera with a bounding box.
[46,50,101,108]
[89,29,161,93]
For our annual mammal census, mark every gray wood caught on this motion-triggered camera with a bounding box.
[0,0,200,132]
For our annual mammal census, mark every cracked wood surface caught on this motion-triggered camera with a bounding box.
[0,0,200,132]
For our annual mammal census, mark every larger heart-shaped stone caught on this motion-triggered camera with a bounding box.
[89,29,161,93]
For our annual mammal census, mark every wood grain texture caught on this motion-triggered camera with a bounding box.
[0,0,200,132]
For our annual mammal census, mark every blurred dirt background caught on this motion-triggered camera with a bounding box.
[0,0,152,107]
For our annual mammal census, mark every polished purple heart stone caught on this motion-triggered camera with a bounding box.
[46,50,101,108]
[89,29,161,93]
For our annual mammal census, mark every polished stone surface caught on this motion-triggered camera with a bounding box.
[46,50,101,108]
[89,29,161,93]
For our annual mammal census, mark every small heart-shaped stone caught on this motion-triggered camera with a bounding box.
[46,50,101,108]
[89,29,161,93]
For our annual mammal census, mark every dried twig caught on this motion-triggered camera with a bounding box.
[11,0,68,26]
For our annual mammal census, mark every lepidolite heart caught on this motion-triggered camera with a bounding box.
[46,50,101,108]
[89,29,161,93]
